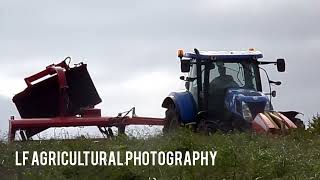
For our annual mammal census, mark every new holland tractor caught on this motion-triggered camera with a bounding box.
[162,48,304,134]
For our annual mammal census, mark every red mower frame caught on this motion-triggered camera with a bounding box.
[8,59,164,142]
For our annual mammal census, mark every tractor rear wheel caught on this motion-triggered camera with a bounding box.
[163,104,180,133]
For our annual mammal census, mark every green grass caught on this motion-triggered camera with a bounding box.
[1,116,320,180]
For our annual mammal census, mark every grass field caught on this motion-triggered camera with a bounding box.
[0,116,319,180]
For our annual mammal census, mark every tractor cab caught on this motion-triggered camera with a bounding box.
[161,48,297,133]
[183,50,264,116]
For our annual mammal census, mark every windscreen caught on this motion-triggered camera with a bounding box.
[208,61,258,91]
[206,61,259,113]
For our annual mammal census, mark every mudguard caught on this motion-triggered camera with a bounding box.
[162,91,197,123]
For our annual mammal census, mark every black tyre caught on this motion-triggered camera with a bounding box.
[163,104,180,133]
[196,112,219,134]
[231,115,251,132]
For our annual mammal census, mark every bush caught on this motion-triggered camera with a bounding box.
[308,114,320,134]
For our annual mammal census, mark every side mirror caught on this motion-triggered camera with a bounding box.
[181,60,190,73]
[269,80,282,86]
[277,59,285,72]
[180,76,185,80]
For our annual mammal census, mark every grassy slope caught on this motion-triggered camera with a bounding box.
[0,128,319,180]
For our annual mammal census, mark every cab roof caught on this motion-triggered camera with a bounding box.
[183,50,263,60]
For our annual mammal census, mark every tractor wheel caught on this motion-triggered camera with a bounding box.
[163,104,180,133]
[202,120,219,135]
[231,118,251,132]
[196,112,219,134]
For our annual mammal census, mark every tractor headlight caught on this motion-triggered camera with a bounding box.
[242,102,253,122]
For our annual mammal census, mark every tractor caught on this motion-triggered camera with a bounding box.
[162,48,303,133]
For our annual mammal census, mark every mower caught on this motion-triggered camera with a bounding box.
[8,58,163,142]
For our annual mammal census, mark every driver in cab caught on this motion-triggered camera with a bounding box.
[210,62,239,91]
[208,62,239,115]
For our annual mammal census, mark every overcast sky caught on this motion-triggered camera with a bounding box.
[0,0,319,135]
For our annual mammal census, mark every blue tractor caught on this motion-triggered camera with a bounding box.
[162,48,303,133]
